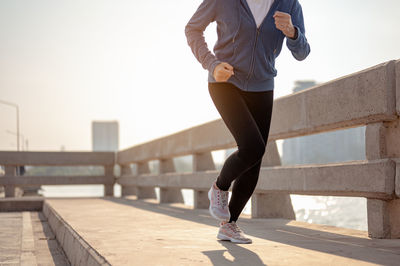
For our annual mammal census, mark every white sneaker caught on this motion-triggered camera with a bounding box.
[208,181,230,221]
[217,221,252,244]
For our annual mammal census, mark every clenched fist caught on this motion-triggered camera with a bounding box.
[273,11,296,39]
[213,62,234,82]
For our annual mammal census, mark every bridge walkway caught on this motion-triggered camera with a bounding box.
[44,197,400,265]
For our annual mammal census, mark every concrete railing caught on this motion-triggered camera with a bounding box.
[0,151,116,197]
[116,59,400,239]
[0,60,399,239]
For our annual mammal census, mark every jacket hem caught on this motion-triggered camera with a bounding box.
[208,71,274,92]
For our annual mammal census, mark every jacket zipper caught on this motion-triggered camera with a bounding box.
[242,0,280,89]
[246,27,260,80]
[232,28,239,53]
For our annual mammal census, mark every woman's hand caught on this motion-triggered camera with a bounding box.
[273,11,296,39]
[213,62,234,82]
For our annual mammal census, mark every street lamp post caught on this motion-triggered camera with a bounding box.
[0,99,20,151]
[6,130,25,150]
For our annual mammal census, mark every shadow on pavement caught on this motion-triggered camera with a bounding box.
[202,241,267,266]
[103,196,400,265]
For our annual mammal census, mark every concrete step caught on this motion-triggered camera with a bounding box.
[43,197,400,266]
[0,196,43,212]
[0,211,69,266]
[31,212,70,265]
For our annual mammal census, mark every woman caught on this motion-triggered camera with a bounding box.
[185,0,310,244]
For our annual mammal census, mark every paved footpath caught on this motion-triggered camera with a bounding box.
[45,196,400,266]
[0,211,69,265]
[0,212,22,265]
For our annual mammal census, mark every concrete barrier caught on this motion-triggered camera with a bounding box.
[0,151,116,197]
[117,61,397,165]
[2,59,400,238]
[116,59,400,239]
[43,201,110,266]
[270,61,396,139]
[0,151,115,166]
[0,197,43,212]
[0,175,115,186]
[118,159,395,199]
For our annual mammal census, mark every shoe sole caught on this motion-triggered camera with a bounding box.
[217,233,252,244]
[208,187,230,221]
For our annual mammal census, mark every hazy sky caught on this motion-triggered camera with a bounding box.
[1,0,399,151]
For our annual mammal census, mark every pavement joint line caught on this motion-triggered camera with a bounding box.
[21,211,37,266]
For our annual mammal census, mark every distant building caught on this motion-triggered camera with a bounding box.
[281,81,365,165]
[292,80,317,93]
[92,121,119,151]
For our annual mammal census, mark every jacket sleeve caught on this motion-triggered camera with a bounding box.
[185,0,221,75]
[286,0,311,61]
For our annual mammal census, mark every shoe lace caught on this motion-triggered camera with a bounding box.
[229,222,242,234]
[219,190,228,208]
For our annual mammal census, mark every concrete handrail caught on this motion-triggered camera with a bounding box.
[118,159,395,199]
[117,60,399,165]
[116,59,400,239]
[0,151,116,197]
[1,59,399,238]
[0,151,115,166]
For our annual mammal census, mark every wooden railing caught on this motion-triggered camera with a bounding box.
[1,59,399,239]
[0,151,115,197]
[116,59,400,239]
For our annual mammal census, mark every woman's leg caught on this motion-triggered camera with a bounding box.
[208,82,266,189]
[208,82,274,222]
[228,88,274,222]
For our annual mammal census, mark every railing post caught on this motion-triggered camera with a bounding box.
[4,165,16,197]
[104,165,115,197]
[251,140,296,219]
[136,162,157,199]
[193,152,215,209]
[120,165,137,196]
[159,158,184,203]
[365,121,400,238]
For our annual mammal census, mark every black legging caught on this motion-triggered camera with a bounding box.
[208,82,274,223]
